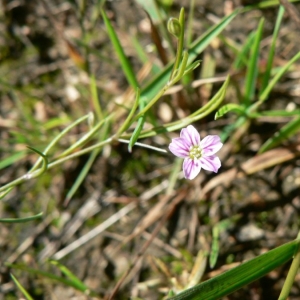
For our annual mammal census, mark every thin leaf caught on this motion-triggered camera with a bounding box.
[168,239,300,300]
[209,226,219,269]
[243,0,300,11]
[260,5,285,93]
[7,263,98,296]
[233,31,255,70]
[30,113,91,172]
[64,148,101,205]
[250,109,300,118]
[90,74,103,119]
[244,18,264,105]
[128,96,146,152]
[0,151,27,170]
[115,88,141,138]
[10,273,34,300]
[209,216,241,268]
[49,260,88,292]
[215,103,245,119]
[101,10,139,89]
[0,212,43,223]
[258,51,300,103]
[259,116,300,153]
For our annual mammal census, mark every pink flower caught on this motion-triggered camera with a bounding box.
[169,125,223,180]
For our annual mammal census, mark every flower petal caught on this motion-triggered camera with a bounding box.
[200,155,221,173]
[200,135,223,156]
[169,138,190,158]
[183,158,201,180]
[180,125,200,147]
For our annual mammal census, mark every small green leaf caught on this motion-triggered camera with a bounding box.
[215,103,245,119]
[259,116,300,153]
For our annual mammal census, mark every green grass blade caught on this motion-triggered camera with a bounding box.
[260,5,284,94]
[242,0,300,11]
[215,103,245,119]
[209,217,239,268]
[249,109,300,118]
[233,31,255,70]
[64,148,101,204]
[0,151,27,170]
[244,18,264,105]
[259,116,300,153]
[258,51,300,104]
[10,273,34,300]
[7,263,97,296]
[187,9,239,64]
[0,212,43,223]
[101,9,139,89]
[50,260,88,292]
[168,239,300,300]
[279,232,300,300]
[90,74,103,120]
[209,226,220,269]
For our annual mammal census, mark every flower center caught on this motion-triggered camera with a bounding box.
[189,145,202,160]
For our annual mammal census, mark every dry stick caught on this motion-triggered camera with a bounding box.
[279,0,300,28]
[107,189,187,300]
[52,202,136,260]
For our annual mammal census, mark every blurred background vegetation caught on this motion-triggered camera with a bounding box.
[0,0,300,299]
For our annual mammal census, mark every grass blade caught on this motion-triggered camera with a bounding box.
[259,116,300,153]
[50,260,88,292]
[7,263,98,296]
[128,96,146,152]
[260,5,285,94]
[258,51,300,104]
[168,239,300,300]
[233,31,255,70]
[244,18,264,105]
[101,9,139,89]
[0,151,27,170]
[10,273,34,300]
